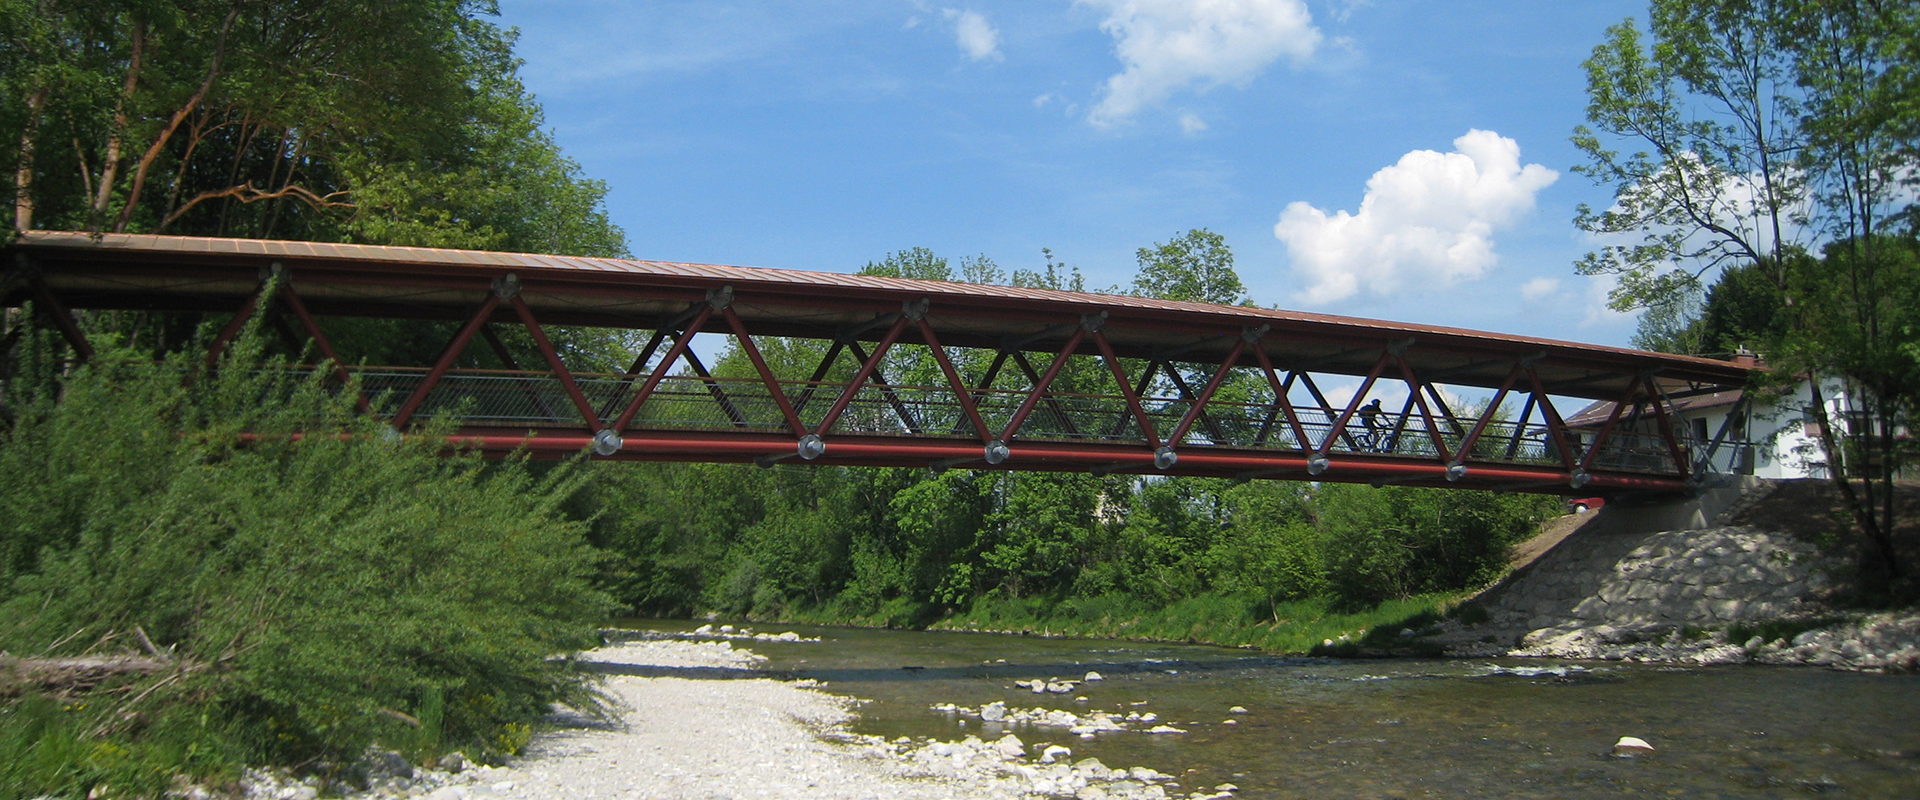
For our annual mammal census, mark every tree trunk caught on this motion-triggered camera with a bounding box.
[13,86,47,231]
[91,21,145,230]
[1808,380,1901,581]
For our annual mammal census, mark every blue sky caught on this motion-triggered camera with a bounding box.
[493,0,1653,348]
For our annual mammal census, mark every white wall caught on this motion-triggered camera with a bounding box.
[1678,380,1849,480]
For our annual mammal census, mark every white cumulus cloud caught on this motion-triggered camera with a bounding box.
[944,8,1002,62]
[1520,277,1560,301]
[1179,112,1208,133]
[1079,0,1321,126]
[1274,129,1558,304]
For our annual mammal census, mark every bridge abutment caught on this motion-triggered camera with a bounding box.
[1444,478,1845,659]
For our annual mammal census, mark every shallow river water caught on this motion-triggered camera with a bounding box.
[621,621,1920,799]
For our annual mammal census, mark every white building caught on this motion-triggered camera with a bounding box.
[1564,374,1853,481]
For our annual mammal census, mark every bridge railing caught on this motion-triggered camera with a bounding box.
[301,366,1692,475]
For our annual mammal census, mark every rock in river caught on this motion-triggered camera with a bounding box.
[1612,736,1656,757]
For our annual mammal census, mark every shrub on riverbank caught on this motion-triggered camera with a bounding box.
[0,342,611,799]
[580,456,1558,644]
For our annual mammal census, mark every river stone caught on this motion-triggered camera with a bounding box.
[1228,706,1248,714]
[1040,744,1072,763]
[994,733,1025,758]
[1611,736,1655,757]
[1085,670,1104,681]
[1129,766,1170,782]
[366,750,412,780]
[982,701,1008,721]
[1072,757,1111,778]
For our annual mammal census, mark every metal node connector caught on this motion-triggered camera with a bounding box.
[592,429,623,456]
[797,434,826,460]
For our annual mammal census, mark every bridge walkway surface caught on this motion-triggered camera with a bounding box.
[2,233,1760,495]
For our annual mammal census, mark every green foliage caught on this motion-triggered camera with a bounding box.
[0,694,253,800]
[2,0,626,256]
[1131,229,1246,306]
[916,591,1468,656]
[1577,0,1918,584]
[0,341,612,790]
[1571,2,1806,312]
[1313,484,1557,610]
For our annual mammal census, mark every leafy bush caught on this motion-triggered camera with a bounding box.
[0,340,612,795]
[1315,484,1556,609]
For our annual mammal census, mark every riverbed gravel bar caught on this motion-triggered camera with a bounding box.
[466,639,1002,799]
[319,638,1197,800]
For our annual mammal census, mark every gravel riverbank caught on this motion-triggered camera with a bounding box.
[248,637,1203,800]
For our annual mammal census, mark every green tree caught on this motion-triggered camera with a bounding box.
[1131,229,1246,306]
[3,0,625,255]
[1576,0,1918,588]
[1571,1,1806,311]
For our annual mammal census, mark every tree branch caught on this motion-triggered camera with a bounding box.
[157,182,352,232]
[113,5,242,233]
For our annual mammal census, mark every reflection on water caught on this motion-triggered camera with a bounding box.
[614,620,1920,799]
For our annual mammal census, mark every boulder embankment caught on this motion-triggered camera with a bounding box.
[1433,479,1920,672]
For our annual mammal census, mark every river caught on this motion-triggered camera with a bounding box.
[618,620,1919,799]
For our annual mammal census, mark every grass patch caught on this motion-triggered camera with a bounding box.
[757,591,1471,655]
[0,693,253,800]
[897,591,1469,655]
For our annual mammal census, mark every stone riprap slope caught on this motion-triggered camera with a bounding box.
[1496,526,1831,646]
[1437,480,1919,672]
[1749,613,1920,671]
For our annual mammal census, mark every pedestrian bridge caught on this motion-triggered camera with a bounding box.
[3,233,1757,494]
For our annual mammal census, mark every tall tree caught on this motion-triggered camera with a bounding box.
[1778,2,1920,587]
[2,0,624,257]
[1572,0,1808,310]
[1575,0,1918,588]
[1131,228,1247,306]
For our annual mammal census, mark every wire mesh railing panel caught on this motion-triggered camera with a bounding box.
[243,367,1730,476]
[1586,431,1681,474]
[611,375,792,433]
[823,384,961,436]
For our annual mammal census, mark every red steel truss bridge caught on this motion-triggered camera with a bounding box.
[4,232,1757,495]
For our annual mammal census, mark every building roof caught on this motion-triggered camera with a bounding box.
[1565,389,1746,428]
